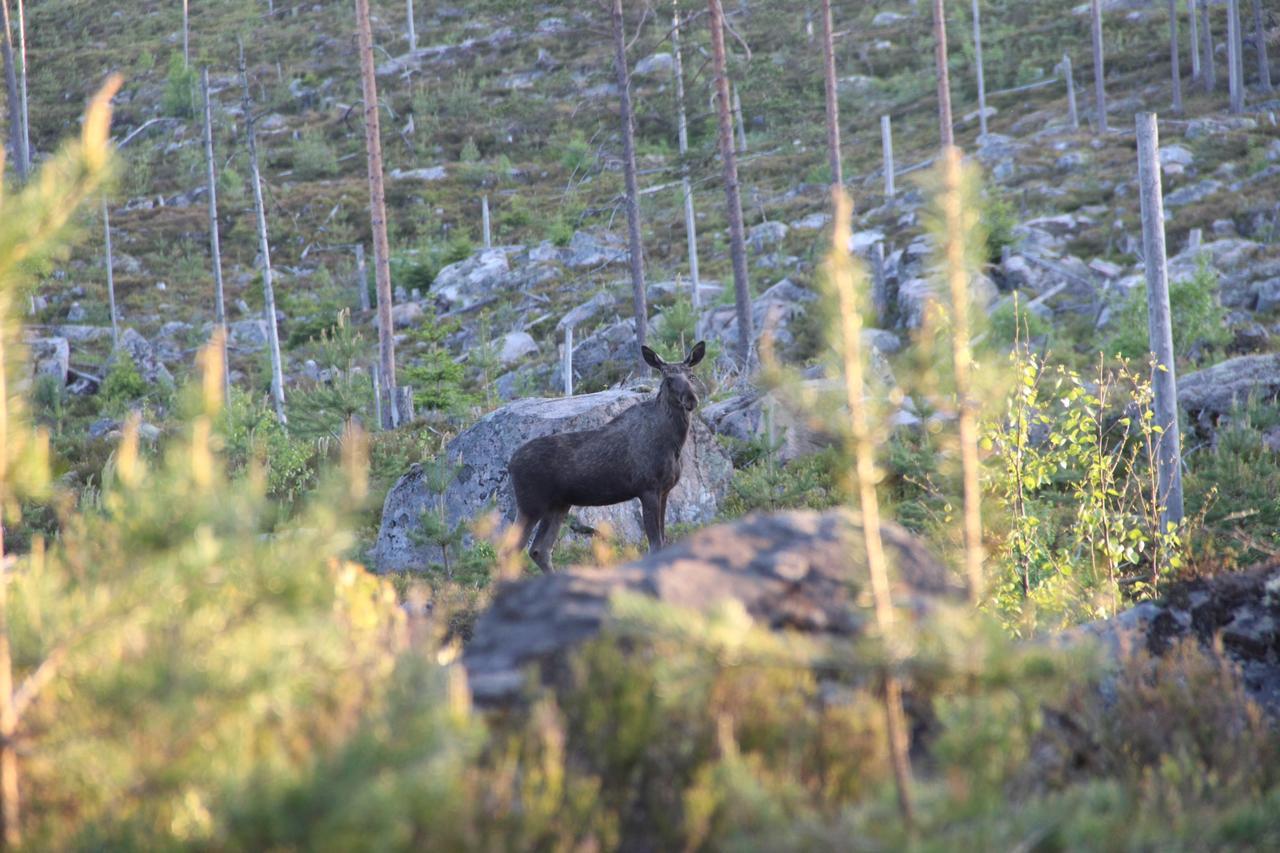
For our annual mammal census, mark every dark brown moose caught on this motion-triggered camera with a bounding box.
[508,341,707,572]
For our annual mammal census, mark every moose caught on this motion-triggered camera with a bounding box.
[507,341,707,572]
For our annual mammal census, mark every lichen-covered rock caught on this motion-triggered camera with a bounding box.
[432,249,512,310]
[374,389,733,572]
[28,336,69,385]
[463,509,961,704]
[1179,354,1280,417]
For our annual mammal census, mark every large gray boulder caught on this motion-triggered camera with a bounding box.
[1178,354,1280,417]
[463,509,961,704]
[27,336,69,386]
[374,389,733,573]
[702,278,817,356]
[432,248,512,310]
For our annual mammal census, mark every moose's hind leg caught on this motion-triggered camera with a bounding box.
[528,507,568,573]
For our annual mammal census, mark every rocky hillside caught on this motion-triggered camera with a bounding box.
[9,0,1280,557]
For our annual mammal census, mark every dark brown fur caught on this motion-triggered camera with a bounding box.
[508,341,706,572]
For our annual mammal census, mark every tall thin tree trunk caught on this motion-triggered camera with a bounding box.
[102,198,119,348]
[611,0,648,355]
[708,0,752,365]
[1251,0,1272,91]
[1189,0,1201,81]
[1203,0,1216,93]
[239,43,288,426]
[182,0,190,67]
[1091,0,1108,132]
[672,0,700,308]
[1135,112,1185,532]
[406,0,417,52]
[0,1,23,181]
[1170,0,1183,112]
[732,83,748,152]
[481,194,491,249]
[202,68,230,405]
[1228,0,1244,112]
[932,0,955,147]
[972,0,988,136]
[355,0,398,427]
[820,0,842,188]
[15,0,27,173]
[881,114,895,199]
[0,327,20,848]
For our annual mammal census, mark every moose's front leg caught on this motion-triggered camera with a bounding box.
[639,491,663,551]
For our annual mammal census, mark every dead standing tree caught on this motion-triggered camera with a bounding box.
[239,43,288,426]
[202,68,230,405]
[1135,112,1185,543]
[1091,0,1108,132]
[608,0,649,357]
[672,0,701,308]
[355,0,399,428]
[820,0,842,188]
[1250,0,1271,92]
[708,0,753,366]
[971,0,988,136]
[1169,0,1183,112]
[932,0,955,147]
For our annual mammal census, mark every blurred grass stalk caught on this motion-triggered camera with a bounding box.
[826,188,915,829]
[938,145,986,605]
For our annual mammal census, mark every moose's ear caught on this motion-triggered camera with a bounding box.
[641,345,665,369]
[685,340,707,367]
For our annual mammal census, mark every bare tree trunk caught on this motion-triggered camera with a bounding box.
[240,43,288,426]
[732,83,748,152]
[355,243,370,312]
[14,0,27,173]
[1189,0,1201,81]
[202,68,230,405]
[0,1,22,181]
[820,0,842,188]
[102,198,120,348]
[673,0,700,308]
[972,0,988,136]
[1228,0,1244,112]
[355,0,398,427]
[1251,0,1272,92]
[1091,0,1108,132]
[182,0,190,67]
[1169,0,1183,112]
[1063,54,1080,129]
[1202,0,1216,93]
[406,0,417,52]
[708,0,752,365]
[1135,112,1185,531]
[481,194,491,249]
[611,0,649,356]
[562,326,573,396]
[932,0,955,147]
[828,190,915,831]
[881,114,895,199]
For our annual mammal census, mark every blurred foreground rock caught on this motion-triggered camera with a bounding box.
[463,509,961,705]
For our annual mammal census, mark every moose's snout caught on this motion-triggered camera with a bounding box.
[681,391,698,411]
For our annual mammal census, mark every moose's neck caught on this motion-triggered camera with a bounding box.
[655,383,693,445]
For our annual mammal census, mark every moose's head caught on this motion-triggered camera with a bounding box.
[641,341,707,412]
